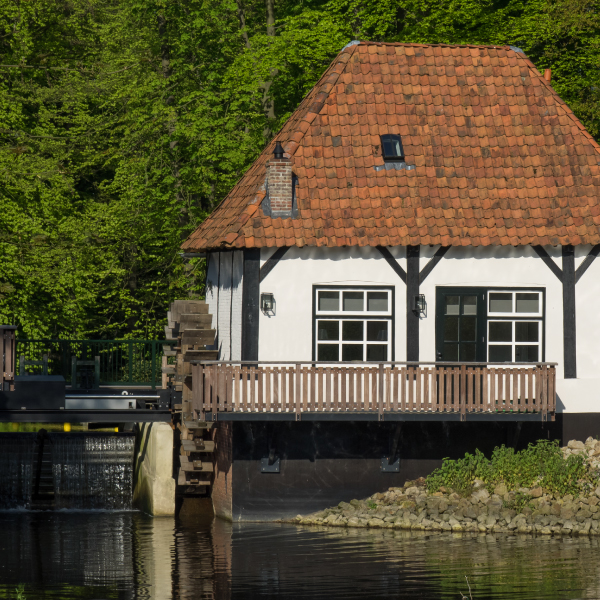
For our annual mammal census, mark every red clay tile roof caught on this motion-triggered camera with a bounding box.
[182,42,600,250]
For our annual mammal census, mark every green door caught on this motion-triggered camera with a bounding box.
[436,288,487,362]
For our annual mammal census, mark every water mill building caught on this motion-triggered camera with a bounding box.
[177,41,600,520]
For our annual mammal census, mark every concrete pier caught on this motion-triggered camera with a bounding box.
[133,422,176,516]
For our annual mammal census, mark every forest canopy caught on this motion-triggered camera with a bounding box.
[1,0,599,339]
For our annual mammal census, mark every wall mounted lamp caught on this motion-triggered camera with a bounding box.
[413,293,427,317]
[261,292,276,316]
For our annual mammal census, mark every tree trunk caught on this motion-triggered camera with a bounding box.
[158,13,194,296]
[266,0,275,36]
[262,0,277,143]
[158,13,188,237]
[235,0,251,50]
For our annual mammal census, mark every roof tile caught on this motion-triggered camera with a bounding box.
[182,42,600,251]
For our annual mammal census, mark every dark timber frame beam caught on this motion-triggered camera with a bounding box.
[406,246,420,361]
[575,244,600,283]
[532,246,563,282]
[377,245,451,361]
[376,246,406,283]
[533,244,600,379]
[260,246,289,283]
[241,248,260,361]
[419,246,451,284]
[562,245,576,379]
[241,246,290,361]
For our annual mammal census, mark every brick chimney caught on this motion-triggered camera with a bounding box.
[266,141,293,217]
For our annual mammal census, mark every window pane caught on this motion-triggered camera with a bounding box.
[342,321,363,341]
[343,291,364,312]
[318,344,339,361]
[367,321,388,341]
[382,136,403,158]
[460,343,476,362]
[444,317,459,342]
[318,291,339,311]
[443,343,459,361]
[489,293,512,313]
[516,345,539,362]
[489,321,512,342]
[462,296,477,315]
[445,296,460,315]
[516,293,539,313]
[489,345,512,362]
[460,316,476,341]
[367,345,387,361]
[367,291,388,312]
[318,321,339,341]
[515,321,539,342]
[342,344,363,361]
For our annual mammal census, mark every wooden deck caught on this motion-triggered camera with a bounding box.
[189,361,556,421]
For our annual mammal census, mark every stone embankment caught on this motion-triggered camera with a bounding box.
[291,438,600,537]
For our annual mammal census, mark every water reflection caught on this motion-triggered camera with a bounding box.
[2,511,600,599]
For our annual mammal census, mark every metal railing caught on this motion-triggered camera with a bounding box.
[191,361,557,420]
[16,339,177,389]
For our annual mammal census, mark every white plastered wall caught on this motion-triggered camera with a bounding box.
[204,251,243,360]
[258,245,407,362]
[256,244,600,413]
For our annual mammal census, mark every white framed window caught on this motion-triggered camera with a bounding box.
[487,290,543,362]
[488,291,543,317]
[314,287,393,362]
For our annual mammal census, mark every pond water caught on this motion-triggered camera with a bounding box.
[1,510,600,599]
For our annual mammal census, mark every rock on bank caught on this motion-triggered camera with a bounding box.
[291,438,600,537]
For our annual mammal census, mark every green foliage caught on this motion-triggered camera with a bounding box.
[503,491,534,512]
[367,500,377,509]
[426,440,594,497]
[15,585,25,600]
[2,0,600,338]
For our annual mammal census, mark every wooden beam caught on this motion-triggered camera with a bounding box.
[575,244,600,283]
[259,246,289,283]
[181,439,215,452]
[181,329,216,346]
[376,246,406,283]
[562,245,577,379]
[241,248,260,361]
[419,246,450,284]
[532,246,563,282]
[406,246,420,361]
[179,313,212,327]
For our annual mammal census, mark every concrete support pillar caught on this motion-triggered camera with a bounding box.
[133,422,176,516]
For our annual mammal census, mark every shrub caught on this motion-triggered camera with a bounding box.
[426,440,594,497]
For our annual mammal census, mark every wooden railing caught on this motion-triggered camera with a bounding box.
[190,361,557,421]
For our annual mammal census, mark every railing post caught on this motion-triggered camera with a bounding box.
[63,341,69,384]
[541,364,548,421]
[460,364,467,420]
[550,365,556,418]
[212,364,219,420]
[295,363,301,421]
[378,363,384,420]
[94,356,100,389]
[71,356,77,390]
[1,327,16,391]
[128,341,133,385]
[151,341,156,390]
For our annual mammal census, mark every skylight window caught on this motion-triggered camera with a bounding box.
[380,134,404,162]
